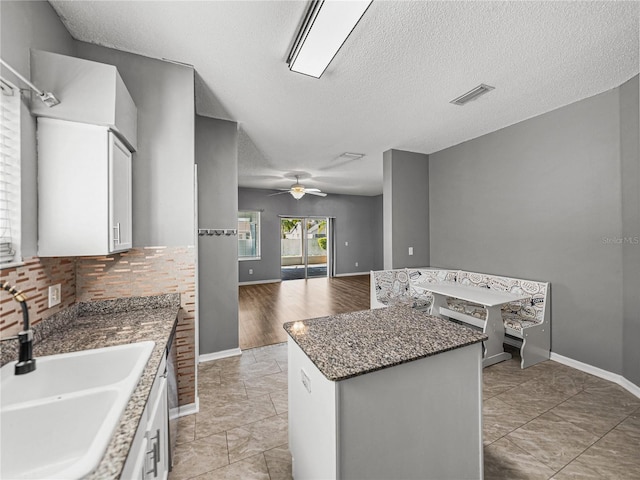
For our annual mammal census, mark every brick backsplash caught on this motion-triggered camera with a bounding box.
[1,246,197,407]
[75,246,197,406]
[1,256,76,337]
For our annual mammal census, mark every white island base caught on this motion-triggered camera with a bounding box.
[288,339,483,480]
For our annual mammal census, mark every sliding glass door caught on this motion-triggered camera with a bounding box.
[281,217,330,280]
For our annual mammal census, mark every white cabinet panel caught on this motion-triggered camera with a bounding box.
[38,118,133,257]
[288,339,483,479]
[110,134,132,252]
[122,354,169,480]
[145,376,168,480]
[31,50,137,151]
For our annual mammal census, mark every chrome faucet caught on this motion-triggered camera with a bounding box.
[1,281,36,374]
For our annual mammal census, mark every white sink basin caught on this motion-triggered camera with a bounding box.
[0,341,154,479]
[1,341,154,407]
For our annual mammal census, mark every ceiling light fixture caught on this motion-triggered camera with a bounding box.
[450,84,495,106]
[287,0,373,79]
[290,184,306,199]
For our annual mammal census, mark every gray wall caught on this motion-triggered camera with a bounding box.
[383,151,393,269]
[429,81,635,377]
[75,43,195,247]
[238,188,382,283]
[0,1,76,256]
[383,149,430,269]
[197,116,239,354]
[372,194,384,272]
[620,76,640,386]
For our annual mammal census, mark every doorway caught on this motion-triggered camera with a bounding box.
[280,217,331,280]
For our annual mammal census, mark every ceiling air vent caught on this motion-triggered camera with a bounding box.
[450,84,495,106]
[337,152,365,161]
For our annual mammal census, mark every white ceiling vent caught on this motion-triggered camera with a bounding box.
[450,84,495,106]
[337,152,365,161]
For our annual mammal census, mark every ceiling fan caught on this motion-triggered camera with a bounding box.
[268,176,327,200]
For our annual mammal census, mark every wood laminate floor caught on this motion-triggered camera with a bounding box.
[238,275,370,350]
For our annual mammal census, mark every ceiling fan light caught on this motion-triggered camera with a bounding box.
[291,190,305,200]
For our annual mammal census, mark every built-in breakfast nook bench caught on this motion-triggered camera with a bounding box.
[371,268,551,368]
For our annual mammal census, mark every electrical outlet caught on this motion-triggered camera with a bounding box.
[355,262,358,267]
[249,269,253,275]
[345,241,349,246]
[48,284,61,308]
[408,246,414,256]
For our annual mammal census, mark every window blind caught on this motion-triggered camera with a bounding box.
[0,78,21,264]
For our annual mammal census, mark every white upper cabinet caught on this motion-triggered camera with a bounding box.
[37,118,133,257]
[31,50,137,151]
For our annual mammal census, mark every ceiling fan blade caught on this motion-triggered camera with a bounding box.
[305,191,327,197]
[305,188,321,192]
[267,190,291,196]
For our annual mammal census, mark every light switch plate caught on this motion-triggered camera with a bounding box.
[48,284,61,308]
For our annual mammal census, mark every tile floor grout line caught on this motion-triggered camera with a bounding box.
[264,451,273,480]
[225,430,231,466]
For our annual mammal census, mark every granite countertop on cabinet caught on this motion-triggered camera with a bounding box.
[0,293,180,480]
[283,305,487,382]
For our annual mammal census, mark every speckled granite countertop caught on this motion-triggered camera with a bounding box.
[283,306,487,381]
[0,294,180,480]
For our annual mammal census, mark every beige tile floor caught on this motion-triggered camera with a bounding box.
[170,343,640,480]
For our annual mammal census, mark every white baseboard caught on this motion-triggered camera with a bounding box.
[239,279,282,286]
[334,271,369,277]
[199,347,242,363]
[177,398,199,417]
[550,352,640,399]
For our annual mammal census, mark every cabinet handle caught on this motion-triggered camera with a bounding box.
[113,222,121,245]
[145,429,160,478]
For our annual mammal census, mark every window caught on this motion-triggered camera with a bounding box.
[238,211,260,260]
[0,78,21,265]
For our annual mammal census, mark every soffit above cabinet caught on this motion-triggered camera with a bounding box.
[30,50,138,151]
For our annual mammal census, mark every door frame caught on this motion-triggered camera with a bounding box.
[280,215,332,280]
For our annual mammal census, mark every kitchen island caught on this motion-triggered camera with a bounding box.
[284,305,487,480]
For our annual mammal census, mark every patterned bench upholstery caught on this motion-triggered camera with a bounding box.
[370,268,551,368]
[370,269,413,308]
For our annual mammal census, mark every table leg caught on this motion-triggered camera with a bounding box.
[482,305,512,367]
[429,293,447,319]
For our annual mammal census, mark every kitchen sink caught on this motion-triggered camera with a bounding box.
[0,341,154,479]
[1,341,154,407]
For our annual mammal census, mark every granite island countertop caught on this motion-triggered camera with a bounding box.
[0,294,180,480]
[283,305,487,381]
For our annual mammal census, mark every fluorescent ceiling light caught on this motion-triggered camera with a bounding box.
[288,0,373,79]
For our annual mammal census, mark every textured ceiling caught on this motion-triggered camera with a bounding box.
[49,1,639,196]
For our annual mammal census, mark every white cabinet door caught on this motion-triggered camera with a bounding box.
[109,133,132,252]
[145,376,168,480]
[121,434,148,480]
[37,118,133,256]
